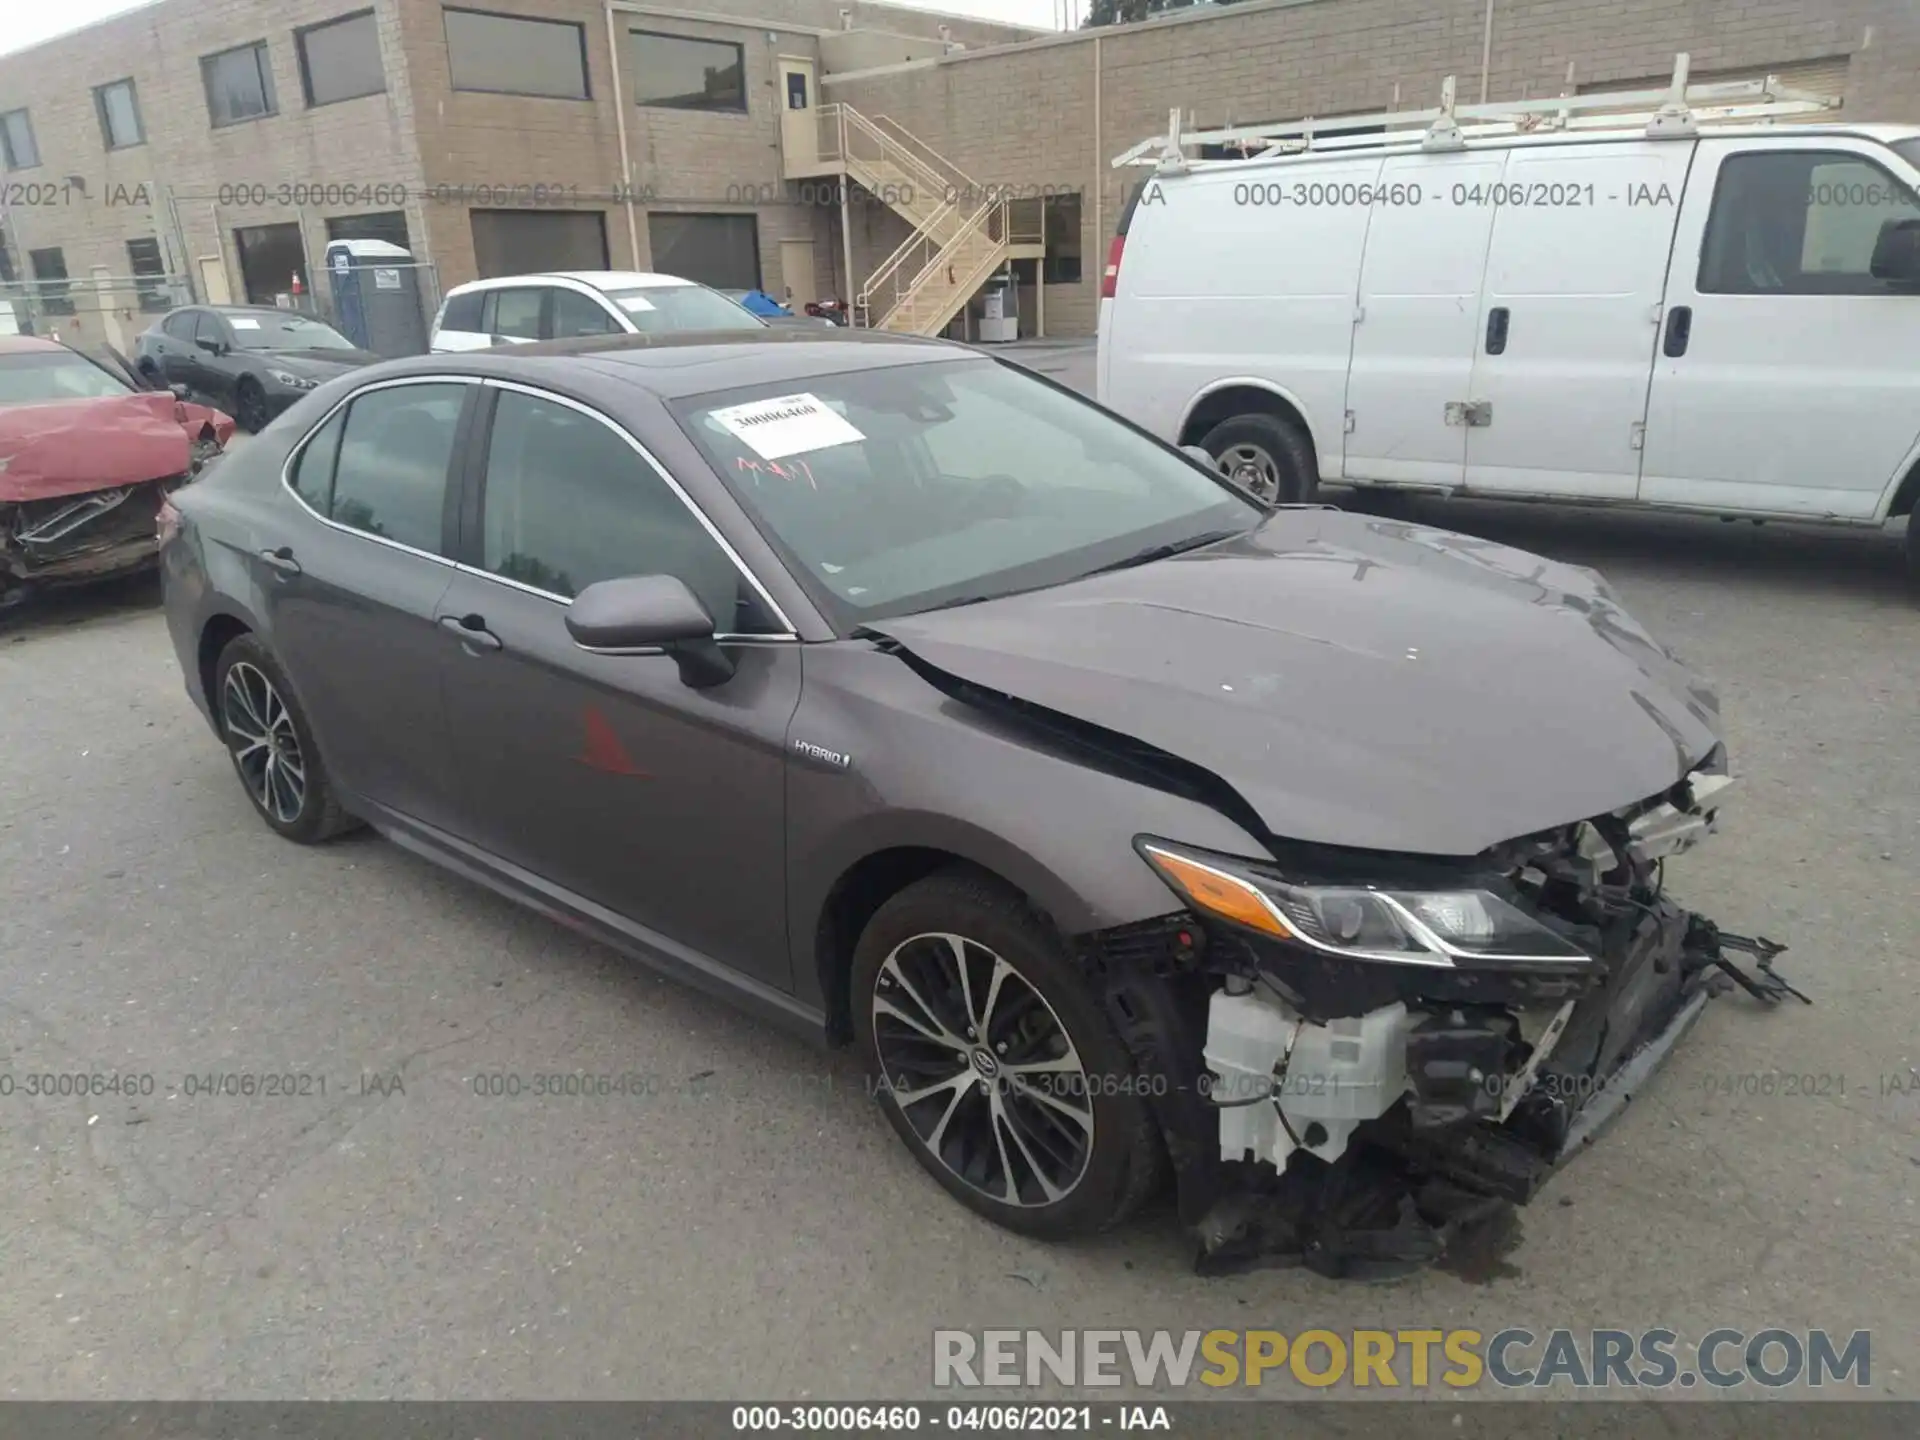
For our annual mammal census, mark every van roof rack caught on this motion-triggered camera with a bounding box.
[1110,52,1841,170]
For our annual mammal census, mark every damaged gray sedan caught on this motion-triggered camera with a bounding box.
[158,330,1801,1275]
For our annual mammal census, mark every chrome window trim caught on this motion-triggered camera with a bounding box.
[278,373,480,567]
[473,377,799,637]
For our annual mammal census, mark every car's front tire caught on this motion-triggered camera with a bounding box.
[212,635,358,843]
[851,870,1165,1240]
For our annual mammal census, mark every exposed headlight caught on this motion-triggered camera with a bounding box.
[1137,839,1590,967]
[267,368,317,390]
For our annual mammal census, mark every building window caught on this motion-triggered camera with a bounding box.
[647,213,758,289]
[95,80,145,150]
[1041,193,1082,285]
[630,30,745,113]
[0,109,39,171]
[29,248,73,315]
[444,8,589,100]
[127,238,170,312]
[202,41,279,127]
[470,209,608,278]
[326,211,411,252]
[297,10,386,107]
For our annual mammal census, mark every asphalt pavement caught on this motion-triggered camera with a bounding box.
[0,346,1915,1401]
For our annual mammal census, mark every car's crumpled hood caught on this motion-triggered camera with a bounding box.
[867,508,1723,858]
[0,393,234,502]
[254,347,381,377]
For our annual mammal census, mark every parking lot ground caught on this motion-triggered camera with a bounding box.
[0,352,1916,1401]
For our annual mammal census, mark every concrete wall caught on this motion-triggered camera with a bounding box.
[0,0,1041,318]
[0,0,428,346]
[831,0,1920,337]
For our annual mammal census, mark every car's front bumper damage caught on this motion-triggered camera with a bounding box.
[1081,770,1805,1280]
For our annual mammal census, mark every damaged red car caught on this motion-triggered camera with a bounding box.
[0,335,232,611]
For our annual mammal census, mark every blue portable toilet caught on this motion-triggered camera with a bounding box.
[324,238,429,356]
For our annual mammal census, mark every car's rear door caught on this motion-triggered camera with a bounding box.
[261,376,476,832]
[433,379,802,991]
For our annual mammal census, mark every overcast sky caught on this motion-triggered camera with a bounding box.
[0,0,1075,59]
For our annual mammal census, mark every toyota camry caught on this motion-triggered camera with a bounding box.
[158,330,1801,1275]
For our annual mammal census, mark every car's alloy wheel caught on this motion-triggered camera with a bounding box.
[222,661,306,824]
[236,382,269,434]
[851,871,1165,1239]
[872,931,1096,1207]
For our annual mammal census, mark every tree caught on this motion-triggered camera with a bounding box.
[1082,0,1252,29]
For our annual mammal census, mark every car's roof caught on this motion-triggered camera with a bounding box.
[362,329,975,401]
[0,335,67,355]
[448,270,698,296]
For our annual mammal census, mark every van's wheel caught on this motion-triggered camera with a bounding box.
[1200,413,1317,505]
[852,870,1165,1240]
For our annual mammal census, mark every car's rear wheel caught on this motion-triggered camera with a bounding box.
[235,380,269,434]
[213,635,357,843]
[851,870,1164,1239]
[1199,413,1318,505]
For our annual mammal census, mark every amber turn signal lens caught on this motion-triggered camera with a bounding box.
[1140,845,1294,939]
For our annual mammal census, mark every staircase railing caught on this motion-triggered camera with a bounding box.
[866,113,981,198]
[878,196,1010,334]
[854,195,965,328]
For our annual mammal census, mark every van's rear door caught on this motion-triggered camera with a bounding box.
[1462,139,1695,500]
[1342,149,1505,488]
[1098,157,1381,460]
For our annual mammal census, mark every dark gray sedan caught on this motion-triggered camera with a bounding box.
[159,330,1798,1273]
[136,305,380,432]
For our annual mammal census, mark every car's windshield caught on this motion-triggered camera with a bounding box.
[604,286,766,334]
[0,351,134,405]
[226,312,358,351]
[674,358,1258,626]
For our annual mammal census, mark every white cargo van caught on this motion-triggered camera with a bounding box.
[1097,62,1920,589]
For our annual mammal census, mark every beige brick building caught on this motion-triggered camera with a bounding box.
[0,0,1913,348]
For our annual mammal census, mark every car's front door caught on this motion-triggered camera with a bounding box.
[435,381,801,990]
[189,310,239,410]
[261,377,475,831]
[549,286,626,340]
[1639,137,1920,519]
[481,286,546,347]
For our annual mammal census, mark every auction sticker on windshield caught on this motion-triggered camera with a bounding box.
[712,392,864,460]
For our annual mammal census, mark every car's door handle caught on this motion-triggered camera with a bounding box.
[438,613,502,652]
[1485,306,1510,355]
[1663,305,1693,358]
[258,546,302,577]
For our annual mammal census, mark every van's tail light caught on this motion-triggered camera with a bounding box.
[1101,234,1125,299]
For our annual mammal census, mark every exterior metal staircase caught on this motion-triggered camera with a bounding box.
[785,102,1041,336]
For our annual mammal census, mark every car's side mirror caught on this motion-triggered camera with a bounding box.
[1870,218,1920,287]
[195,337,224,355]
[565,574,735,688]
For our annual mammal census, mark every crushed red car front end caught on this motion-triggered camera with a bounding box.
[0,392,233,604]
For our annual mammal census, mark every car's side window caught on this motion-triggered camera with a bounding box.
[483,287,545,341]
[289,407,346,512]
[327,383,466,553]
[163,311,196,339]
[191,311,225,349]
[478,388,778,632]
[440,289,484,333]
[550,287,621,338]
[1700,150,1920,295]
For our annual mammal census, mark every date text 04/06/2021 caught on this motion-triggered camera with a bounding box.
[730,1405,1170,1432]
